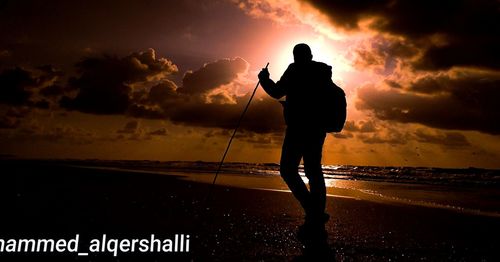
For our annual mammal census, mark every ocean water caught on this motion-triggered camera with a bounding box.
[63,160,500,186]
[57,159,500,217]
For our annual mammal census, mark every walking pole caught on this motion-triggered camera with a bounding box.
[204,62,269,204]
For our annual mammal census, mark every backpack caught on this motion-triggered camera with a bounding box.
[321,81,347,133]
[276,62,347,132]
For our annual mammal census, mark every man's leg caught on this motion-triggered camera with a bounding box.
[280,128,310,213]
[303,130,327,221]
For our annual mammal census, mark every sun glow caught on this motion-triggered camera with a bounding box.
[268,34,351,85]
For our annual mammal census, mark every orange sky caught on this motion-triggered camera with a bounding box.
[1,0,499,168]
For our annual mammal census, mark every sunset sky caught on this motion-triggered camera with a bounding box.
[1,0,499,168]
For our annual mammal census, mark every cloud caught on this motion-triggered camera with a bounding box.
[117,120,139,134]
[356,128,409,145]
[148,128,168,136]
[147,80,178,104]
[114,120,161,141]
[179,57,248,94]
[0,65,62,115]
[0,116,20,129]
[322,1,500,137]
[335,118,472,149]
[305,0,500,71]
[237,0,500,140]
[203,129,282,148]
[12,121,97,145]
[353,125,471,149]
[0,49,284,134]
[343,120,377,133]
[239,131,282,149]
[0,50,10,58]
[125,55,284,133]
[331,120,377,140]
[235,0,346,41]
[353,35,420,75]
[40,84,66,97]
[0,107,31,129]
[356,68,500,134]
[60,48,178,114]
[165,94,284,133]
[332,132,353,139]
[413,129,470,148]
[0,67,36,106]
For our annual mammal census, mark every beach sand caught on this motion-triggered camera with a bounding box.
[2,159,500,261]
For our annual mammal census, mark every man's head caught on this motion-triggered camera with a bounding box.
[293,43,312,64]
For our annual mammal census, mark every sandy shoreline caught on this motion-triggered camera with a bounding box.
[64,164,500,218]
[2,160,500,261]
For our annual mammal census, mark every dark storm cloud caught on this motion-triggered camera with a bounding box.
[354,126,471,149]
[332,120,377,140]
[0,115,20,129]
[357,129,409,145]
[179,57,248,94]
[148,128,168,136]
[356,69,500,134]
[147,80,178,104]
[12,121,96,145]
[56,50,284,133]
[203,129,282,148]
[306,0,500,70]
[332,132,353,139]
[413,129,470,148]
[0,67,34,105]
[0,47,283,134]
[60,49,178,114]
[40,84,65,97]
[0,65,62,113]
[167,95,284,133]
[322,1,500,135]
[353,36,419,74]
[117,120,139,134]
[0,0,292,136]
[113,120,161,141]
[128,56,284,133]
[344,121,456,147]
[343,120,377,133]
[239,131,282,149]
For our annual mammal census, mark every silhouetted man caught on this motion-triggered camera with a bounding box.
[258,43,332,234]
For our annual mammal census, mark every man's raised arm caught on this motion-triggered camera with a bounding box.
[258,68,286,99]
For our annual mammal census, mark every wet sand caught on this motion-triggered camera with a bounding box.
[2,159,500,261]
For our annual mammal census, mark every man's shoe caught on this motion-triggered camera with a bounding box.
[297,222,327,243]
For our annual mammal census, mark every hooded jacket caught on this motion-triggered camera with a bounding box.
[260,60,336,129]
